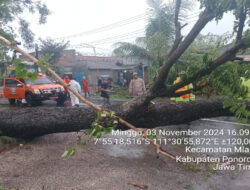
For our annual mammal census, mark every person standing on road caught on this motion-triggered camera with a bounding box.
[129,72,146,97]
[63,76,71,106]
[69,78,81,107]
[81,76,90,98]
[99,78,113,106]
[97,76,102,90]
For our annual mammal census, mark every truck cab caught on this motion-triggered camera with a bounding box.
[3,73,67,106]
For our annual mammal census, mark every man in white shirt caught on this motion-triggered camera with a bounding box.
[69,78,81,107]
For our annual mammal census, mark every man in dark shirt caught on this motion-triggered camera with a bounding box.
[97,76,102,89]
[99,78,113,106]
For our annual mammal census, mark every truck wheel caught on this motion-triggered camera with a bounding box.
[16,99,22,106]
[56,98,65,106]
[8,99,16,105]
[26,93,34,107]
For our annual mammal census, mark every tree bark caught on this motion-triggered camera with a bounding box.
[0,98,242,139]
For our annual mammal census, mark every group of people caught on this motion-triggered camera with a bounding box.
[63,75,90,107]
[129,71,195,102]
[62,72,147,107]
[98,72,147,106]
[63,75,115,107]
[62,70,194,107]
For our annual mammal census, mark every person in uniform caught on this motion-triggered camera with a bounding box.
[129,72,146,97]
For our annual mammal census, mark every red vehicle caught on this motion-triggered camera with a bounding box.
[3,74,67,106]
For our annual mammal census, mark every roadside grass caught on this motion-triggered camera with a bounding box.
[0,136,16,148]
[110,86,130,99]
[91,85,130,99]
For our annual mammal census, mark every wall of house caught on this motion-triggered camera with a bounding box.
[86,70,119,86]
[122,57,151,66]
[53,52,152,86]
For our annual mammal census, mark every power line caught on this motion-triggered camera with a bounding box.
[91,33,145,46]
[186,14,200,20]
[54,8,202,42]
[186,10,202,17]
[88,29,144,45]
[69,16,200,47]
[70,29,145,47]
[55,12,149,40]
[55,10,202,41]
[183,12,202,21]
[188,19,199,24]
[67,12,201,47]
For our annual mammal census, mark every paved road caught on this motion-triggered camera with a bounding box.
[1,94,250,189]
[1,117,250,190]
[0,96,127,108]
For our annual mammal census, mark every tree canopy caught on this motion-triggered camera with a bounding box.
[114,0,250,122]
[39,38,69,65]
[0,0,50,48]
[0,0,50,77]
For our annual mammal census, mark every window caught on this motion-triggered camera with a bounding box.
[25,77,52,85]
[5,79,21,87]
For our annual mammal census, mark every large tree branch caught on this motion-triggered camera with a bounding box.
[0,98,238,139]
[123,3,240,114]
[169,38,249,94]
[123,8,216,114]
[236,5,247,43]
[150,8,215,92]
[167,0,183,57]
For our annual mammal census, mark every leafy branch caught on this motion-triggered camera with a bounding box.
[12,53,52,81]
[62,111,118,157]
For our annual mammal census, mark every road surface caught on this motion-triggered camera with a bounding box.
[1,95,250,189]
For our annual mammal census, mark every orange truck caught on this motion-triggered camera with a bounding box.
[3,73,67,106]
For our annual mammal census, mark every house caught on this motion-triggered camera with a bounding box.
[53,50,151,86]
[21,49,151,86]
[236,54,250,63]
[71,56,150,86]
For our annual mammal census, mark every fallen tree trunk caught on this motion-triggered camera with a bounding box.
[126,98,236,127]
[0,98,241,139]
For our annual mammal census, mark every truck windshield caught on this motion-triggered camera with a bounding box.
[25,77,52,85]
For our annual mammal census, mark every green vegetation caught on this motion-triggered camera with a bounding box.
[114,0,250,121]
[12,54,52,81]
[113,0,193,84]
[62,110,118,157]
[92,86,130,99]
[39,38,69,66]
[110,86,130,99]
[242,78,250,99]
[0,0,50,48]
[0,135,16,148]
[0,0,50,79]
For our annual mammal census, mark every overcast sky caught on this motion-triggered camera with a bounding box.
[23,0,236,56]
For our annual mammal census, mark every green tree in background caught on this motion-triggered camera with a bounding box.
[0,0,50,77]
[0,0,50,48]
[39,38,69,65]
[39,38,69,75]
[113,0,193,84]
[114,0,250,121]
